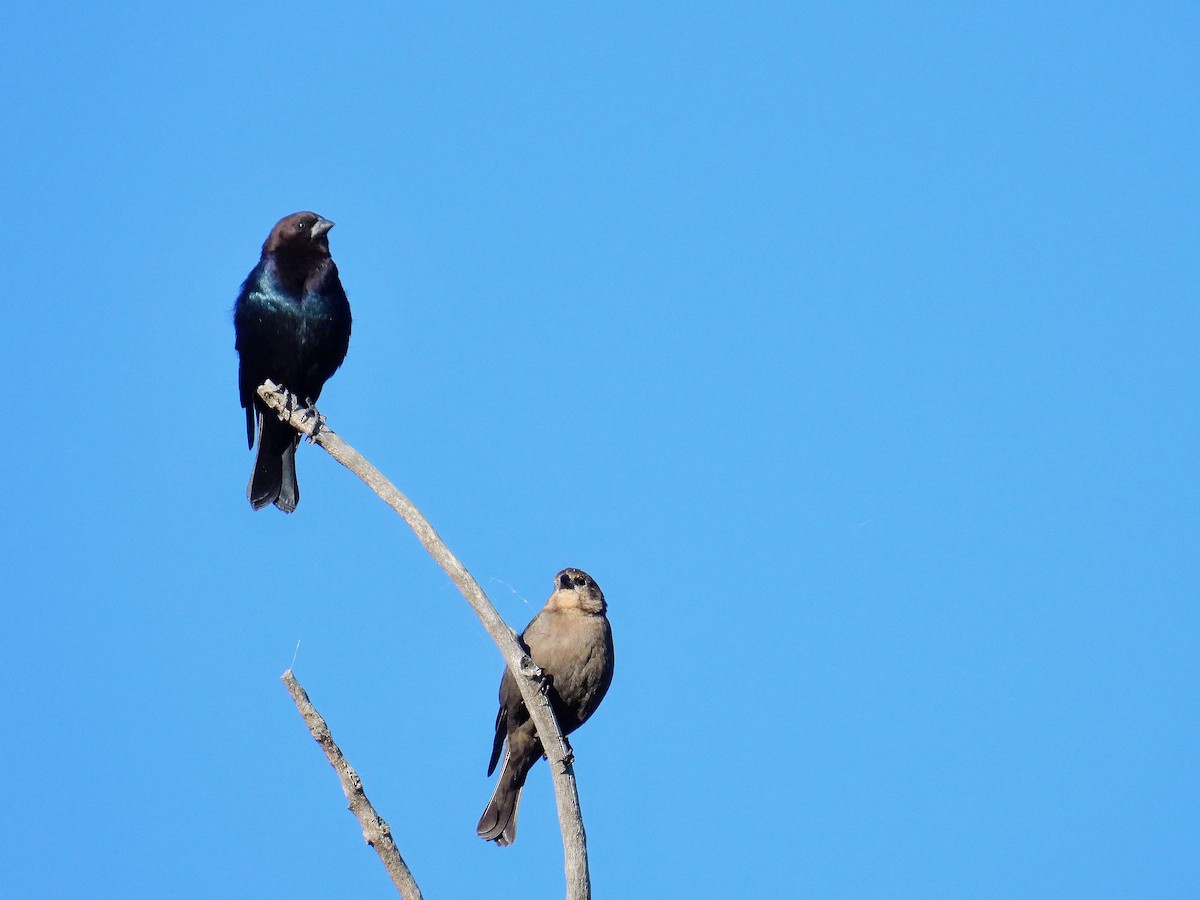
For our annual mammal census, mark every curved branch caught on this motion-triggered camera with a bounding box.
[281,669,423,900]
[259,381,591,900]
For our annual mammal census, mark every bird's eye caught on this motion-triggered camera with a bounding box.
[297,221,308,230]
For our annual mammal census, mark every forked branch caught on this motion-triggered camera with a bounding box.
[260,381,591,900]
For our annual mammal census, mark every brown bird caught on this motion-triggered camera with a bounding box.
[477,568,615,846]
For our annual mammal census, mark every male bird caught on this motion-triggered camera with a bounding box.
[233,211,351,513]
[478,568,615,846]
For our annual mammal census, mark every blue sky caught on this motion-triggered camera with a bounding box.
[3,3,1197,897]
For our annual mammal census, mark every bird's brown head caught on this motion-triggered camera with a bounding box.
[551,568,606,614]
[262,211,335,257]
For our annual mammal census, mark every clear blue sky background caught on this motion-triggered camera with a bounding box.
[3,3,1196,897]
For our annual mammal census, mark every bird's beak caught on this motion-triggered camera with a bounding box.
[311,217,335,239]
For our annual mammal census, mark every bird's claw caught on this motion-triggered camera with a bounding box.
[519,655,544,683]
[300,404,326,441]
[547,740,575,770]
[272,385,298,422]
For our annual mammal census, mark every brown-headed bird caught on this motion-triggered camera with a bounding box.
[233,212,351,513]
[477,568,615,846]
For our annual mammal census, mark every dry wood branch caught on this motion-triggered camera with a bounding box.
[260,381,591,900]
[281,669,423,900]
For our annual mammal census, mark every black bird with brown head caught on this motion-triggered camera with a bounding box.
[233,211,351,513]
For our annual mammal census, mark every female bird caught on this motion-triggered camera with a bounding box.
[478,568,615,846]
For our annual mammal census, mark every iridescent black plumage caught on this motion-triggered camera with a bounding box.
[233,212,351,513]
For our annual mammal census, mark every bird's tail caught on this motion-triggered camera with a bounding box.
[277,440,299,512]
[248,414,300,513]
[477,752,529,846]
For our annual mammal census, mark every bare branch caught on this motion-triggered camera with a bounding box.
[281,669,423,900]
[260,381,591,900]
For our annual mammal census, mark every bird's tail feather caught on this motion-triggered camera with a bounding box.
[248,414,299,513]
[476,753,527,846]
[277,440,299,513]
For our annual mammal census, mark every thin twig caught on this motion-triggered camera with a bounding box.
[259,381,591,900]
[281,669,423,900]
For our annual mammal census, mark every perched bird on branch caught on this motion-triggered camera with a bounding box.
[478,568,615,846]
[233,212,351,513]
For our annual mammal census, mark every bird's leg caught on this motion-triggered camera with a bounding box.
[274,385,297,421]
[307,410,327,441]
[542,736,575,768]
[299,399,326,441]
[518,654,545,684]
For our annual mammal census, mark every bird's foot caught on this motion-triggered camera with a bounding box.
[518,655,545,684]
[546,740,575,771]
[300,403,326,441]
[271,385,298,422]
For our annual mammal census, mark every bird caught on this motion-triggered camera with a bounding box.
[233,211,351,513]
[477,568,615,846]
